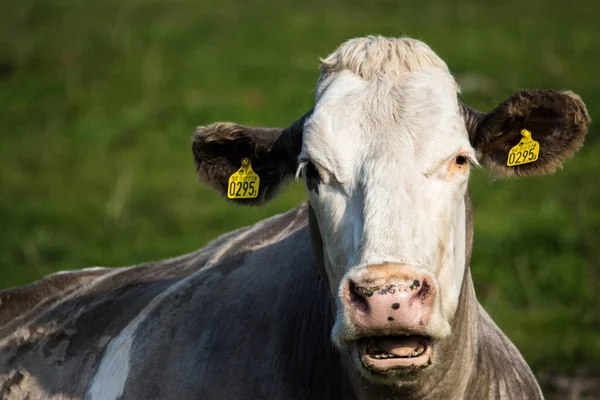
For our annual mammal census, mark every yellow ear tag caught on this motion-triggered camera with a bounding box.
[227,158,260,199]
[507,129,540,166]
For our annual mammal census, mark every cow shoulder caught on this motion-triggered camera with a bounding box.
[92,204,347,399]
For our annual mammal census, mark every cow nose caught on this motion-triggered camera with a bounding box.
[345,266,436,332]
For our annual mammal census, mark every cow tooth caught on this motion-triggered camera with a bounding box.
[411,349,423,357]
[374,354,381,359]
[381,354,388,359]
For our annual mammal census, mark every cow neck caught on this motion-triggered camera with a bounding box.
[307,204,333,301]
[306,192,481,400]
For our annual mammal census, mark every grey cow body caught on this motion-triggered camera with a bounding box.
[1,203,541,400]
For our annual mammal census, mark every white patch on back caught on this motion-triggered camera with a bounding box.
[87,292,164,400]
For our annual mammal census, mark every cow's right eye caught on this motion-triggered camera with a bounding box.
[304,161,322,192]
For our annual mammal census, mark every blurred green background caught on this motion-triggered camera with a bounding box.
[1,0,598,396]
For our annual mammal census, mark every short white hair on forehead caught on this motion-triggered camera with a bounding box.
[319,36,452,82]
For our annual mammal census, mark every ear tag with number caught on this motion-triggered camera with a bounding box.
[227,158,260,199]
[507,129,540,166]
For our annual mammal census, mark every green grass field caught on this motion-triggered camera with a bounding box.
[1,0,599,394]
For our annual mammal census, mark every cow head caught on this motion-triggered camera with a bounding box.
[192,37,589,388]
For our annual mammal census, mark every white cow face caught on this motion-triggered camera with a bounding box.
[297,38,475,375]
[193,35,589,386]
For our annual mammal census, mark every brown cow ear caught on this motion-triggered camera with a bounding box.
[465,90,590,177]
[192,111,310,205]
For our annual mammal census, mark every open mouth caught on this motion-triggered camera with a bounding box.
[358,335,433,372]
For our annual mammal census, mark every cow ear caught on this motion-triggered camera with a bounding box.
[192,111,310,205]
[463,90,590,177]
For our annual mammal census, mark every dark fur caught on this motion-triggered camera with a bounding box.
[192,110,312,205]
[463,90,590,176]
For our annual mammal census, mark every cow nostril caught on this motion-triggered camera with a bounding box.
[417,280,431,299]
[348,281,369,313]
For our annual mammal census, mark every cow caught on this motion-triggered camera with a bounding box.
[0,36,590,400]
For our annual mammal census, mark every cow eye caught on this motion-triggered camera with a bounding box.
[455,155,468,166]
[303,161,322,192]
